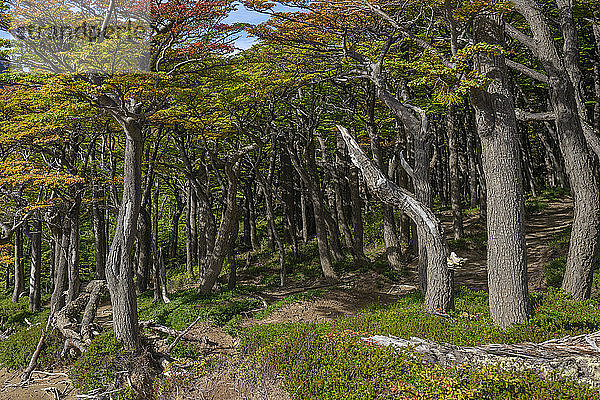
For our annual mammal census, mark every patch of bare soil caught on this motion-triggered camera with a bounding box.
[0,369,75,400]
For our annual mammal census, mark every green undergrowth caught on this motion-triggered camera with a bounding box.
[543,227,600,290]
[0,293,63,371]
[69,331,134,399]
[137,288,261,330]
[239,289,600,399]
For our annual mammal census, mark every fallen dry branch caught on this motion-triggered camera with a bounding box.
[21,314,54,382]
[139,320,217,347]
[367,331,600,387]
[167,316,203,353]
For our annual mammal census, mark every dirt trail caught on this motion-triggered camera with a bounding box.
[246,197,575,326]
[448,197,573,292]
[0,369,75,400]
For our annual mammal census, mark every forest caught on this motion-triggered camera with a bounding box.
[0,0,600,398]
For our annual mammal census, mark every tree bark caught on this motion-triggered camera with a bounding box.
[184,183,198,279]
[28,212,42,312]
[51,221,69,314]
[200,162,243,293]
[136,207,151,293]
[470,13,530,328]
[11,225,24,303]
[365,88,403,271]
[91,196,107,280]
[510,0,600,300]
[338,125,453,312]
[447,105,464,240]
[67,199,81,303]
[105,119,143,351]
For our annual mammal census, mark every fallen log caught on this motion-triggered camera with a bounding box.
[367,331,600,387]
[54,280,107,358]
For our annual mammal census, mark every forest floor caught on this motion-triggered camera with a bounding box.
[0,195,577,399]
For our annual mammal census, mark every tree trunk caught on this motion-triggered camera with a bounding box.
[471,13,529,328]
[185,183,198,279]
[11,226,24,303]
[348,163,368,263]
[28,213,42,312]
[91,197,107,280]
[51,222,69,314]
[447,105,464,240]
[136,207,151,293]
[67,199,81,303]
[200,163,242,293]
[257,169,286,286]
[105,119,143,351]
[366,88,403,270]
[167,190,184,267]
[339,125,453,312]
[593,22,600,136]
[511,0,600,300]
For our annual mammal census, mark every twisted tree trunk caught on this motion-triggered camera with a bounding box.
[338,125,453,312]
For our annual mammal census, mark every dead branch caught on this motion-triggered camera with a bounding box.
[167,316,203,353]
[367,331,600,387]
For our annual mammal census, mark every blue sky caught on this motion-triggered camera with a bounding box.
[224,3,270,50]
[0,2,272,48]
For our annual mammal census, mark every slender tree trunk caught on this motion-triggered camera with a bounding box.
[28,213,42,312]
[348,164,368,263]
[136,207,151,293]
[185,184,198,279]
[257,169,286,286]
[51,223,69,314]
[167,191,184,267]
[67,200,81,303]
[200,163,243,293]
[91,198,107,280]
[300,187,309,244]
[447,105,464,240]
[11,226,24,303]
[471,13,529,328]
[366,88,403,270]
[339,126,453,312]
[288,139,338,279]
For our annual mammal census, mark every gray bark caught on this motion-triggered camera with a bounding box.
[28,213,42,312]
[510,0,600,300]
[338,125,453,312]
[470,13,530,328]
[11,226,24,303]
[105,119,143,350]
[447,105,464,240]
